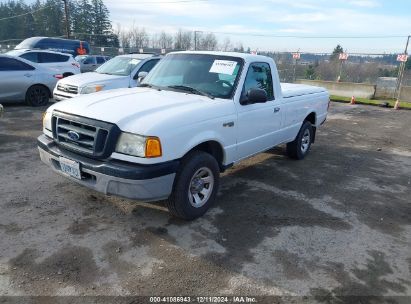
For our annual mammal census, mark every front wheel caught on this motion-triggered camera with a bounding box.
[286,121,314,160]
[25,85,50,107]
[166,151,220,220]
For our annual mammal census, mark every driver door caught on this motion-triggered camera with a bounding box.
[235,62,283,160]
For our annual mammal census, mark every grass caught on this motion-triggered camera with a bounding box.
[330,95,411,110]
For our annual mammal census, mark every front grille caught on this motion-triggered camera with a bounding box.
[57,84,78,94]
[52,111,120,159]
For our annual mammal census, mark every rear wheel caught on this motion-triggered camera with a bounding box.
[25,85,50,107]
[166,151,220,220]
[286,121,314,160]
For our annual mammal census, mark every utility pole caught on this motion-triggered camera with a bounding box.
[194,30,202,51]
[292,49,300,83]
[62,0,70,39]
[394,35,410,109]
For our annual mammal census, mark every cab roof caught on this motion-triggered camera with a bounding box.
[118,53,160,60]
[168,50,272,63]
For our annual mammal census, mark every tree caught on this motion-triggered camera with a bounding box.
[157,31,173,49]
[220,37,232,51]
[90,0,115,46]
[130,25,149,49]
[233,42,244,52]
[114,24,131,48]
[198,32,217,51]
[0,0,117,47]
[174,29,192,50]
[305,65,316,80]
[71,0,93,41]
[330,44,344,61]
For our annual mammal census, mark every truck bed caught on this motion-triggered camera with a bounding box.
[281,83,327,98]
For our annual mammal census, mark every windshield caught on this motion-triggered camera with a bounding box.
[95,57,141,76]
[142,54,243,99]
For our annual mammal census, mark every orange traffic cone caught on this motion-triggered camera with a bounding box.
[350,96,356,105]
[394,100,400,110]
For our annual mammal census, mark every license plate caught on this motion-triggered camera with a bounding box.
[59,157,81,180]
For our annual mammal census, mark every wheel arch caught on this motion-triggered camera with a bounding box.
[26,84,52,98]
[304,111,317,125]
[304,111,317,142]
[183,140,226,172]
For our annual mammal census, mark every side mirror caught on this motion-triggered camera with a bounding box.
[136,71,148,82]
[241,88,268,105]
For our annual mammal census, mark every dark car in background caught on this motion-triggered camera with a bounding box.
[14,37,90,57]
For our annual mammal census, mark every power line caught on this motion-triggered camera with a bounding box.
[74,29,409,40]
[209,31,409,39]
[0,5,51,21]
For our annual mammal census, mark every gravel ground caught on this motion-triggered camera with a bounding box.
[0,102,410,303]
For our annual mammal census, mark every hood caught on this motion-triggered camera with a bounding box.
[58,72,130,88]
[48,87,234,135]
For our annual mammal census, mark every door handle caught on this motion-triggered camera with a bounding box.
[223,121,234,127]
[24,73,32,77]
[274,107,280,113]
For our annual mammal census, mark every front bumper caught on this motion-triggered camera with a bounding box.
[53,89,78,101]
[37,134,178,201]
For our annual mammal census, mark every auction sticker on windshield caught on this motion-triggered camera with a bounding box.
[209,60,237,75]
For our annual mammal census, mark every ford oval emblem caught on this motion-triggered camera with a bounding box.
[67,130,80,141]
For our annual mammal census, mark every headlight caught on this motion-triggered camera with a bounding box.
[42,111,52,131]
[115,132,162,158]
[80,84,105,94]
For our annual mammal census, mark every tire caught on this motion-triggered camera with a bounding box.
[25,85,50,107]
[286,121,314,160]
[166,151,220,220]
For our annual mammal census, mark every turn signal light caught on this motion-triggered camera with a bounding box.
[145,137,162,158]
[95,85,104,92]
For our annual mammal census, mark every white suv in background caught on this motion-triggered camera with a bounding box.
[53,54,161,101]
[6,49,80,77]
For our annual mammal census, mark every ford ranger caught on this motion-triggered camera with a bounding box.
[38,51,329,220]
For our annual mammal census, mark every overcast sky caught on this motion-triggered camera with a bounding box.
[102,0,411,54]
[5,0,411,53]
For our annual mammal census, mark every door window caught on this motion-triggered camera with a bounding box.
[83,57,95,64]
[139,59,160,73]
[20,52,39,63]
[242,62,274,102]
[39,52,69,63]
[0,58,35,71]
[96,57,105,64]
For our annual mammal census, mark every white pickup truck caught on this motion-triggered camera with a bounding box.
[38,51,329,220]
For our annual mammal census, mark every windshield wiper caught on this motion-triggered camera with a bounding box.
[167,85,214,99]
[140,83,162,91]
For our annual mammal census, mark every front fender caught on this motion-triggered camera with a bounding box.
[180,130,227,162]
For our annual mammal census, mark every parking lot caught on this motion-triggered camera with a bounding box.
[0,102,410,301]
